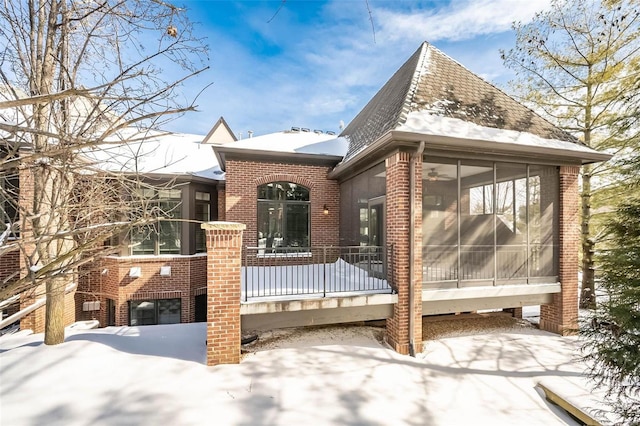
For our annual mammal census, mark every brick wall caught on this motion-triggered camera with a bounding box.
[189,256,207,322]
[540,165,579,335]
[385,151,423,354]
[75,254,207,327]
[0,250,19,285]
[225,159,339,248]
[16,164,42,331]
[17,283,76,333]
[63,290,76,325]
[76,266,107,325]
[18,288,44,332]
[0,250,20,315]
[0,250,20,316]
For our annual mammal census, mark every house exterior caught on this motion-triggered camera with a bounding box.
[1,122,230,331]
[209,42,610,354]
[72,126,232,328]
[3,42,610,356]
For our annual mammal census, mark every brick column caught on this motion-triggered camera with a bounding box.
[540,166,579,335]
[385,151,423,354]
[504,307,523,319]
[202,222,245,366]
[17,163,46,333]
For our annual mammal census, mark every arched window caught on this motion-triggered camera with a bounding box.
[257,182,310,249]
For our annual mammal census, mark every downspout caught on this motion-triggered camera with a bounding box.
[409,141,425,357]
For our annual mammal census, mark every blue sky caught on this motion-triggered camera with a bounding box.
[169,0,552,138]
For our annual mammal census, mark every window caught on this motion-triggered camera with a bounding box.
[131,189,182,255]
[0,150,18,237]
[129,298,181,326]
[257,182,310,249]
[195,191,210,253]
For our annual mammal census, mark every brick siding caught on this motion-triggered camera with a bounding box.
[75,254,207,327]
[224,160,339,248]
[0,251,20,317]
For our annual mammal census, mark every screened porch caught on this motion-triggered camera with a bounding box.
[422,159,559,290]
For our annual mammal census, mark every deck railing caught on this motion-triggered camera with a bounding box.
[423,244,556,284]
[242,245,393,301]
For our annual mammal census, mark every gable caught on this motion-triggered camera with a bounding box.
[203,116,237,144]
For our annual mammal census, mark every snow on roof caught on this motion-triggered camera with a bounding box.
[84,129,222,180]
[397,111,605,156]
[340,42,579,164]
[217,130,347,157]
[0,86,29,141]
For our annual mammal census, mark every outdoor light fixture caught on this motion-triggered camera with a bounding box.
[323,204,329,215]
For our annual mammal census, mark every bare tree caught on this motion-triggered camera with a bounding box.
[0,0,207,344]
[502,0,640,308]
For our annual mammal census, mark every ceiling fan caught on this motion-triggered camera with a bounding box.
[427,168,448,182]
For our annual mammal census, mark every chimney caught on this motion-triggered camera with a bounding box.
[248,130,253,138]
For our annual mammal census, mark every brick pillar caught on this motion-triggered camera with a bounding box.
[202,222,245,366]
[385,151,423,354]
[17,163,46,333]
[504,307,523,319]
[540,166,579,335]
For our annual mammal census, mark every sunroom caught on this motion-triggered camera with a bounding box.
[328,41,611,351]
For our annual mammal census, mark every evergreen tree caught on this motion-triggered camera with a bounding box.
[581,191,640,424]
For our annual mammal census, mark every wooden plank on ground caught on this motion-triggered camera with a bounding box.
[537,380,603,426]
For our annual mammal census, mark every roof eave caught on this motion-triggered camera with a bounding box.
[213,145,344,172]
[93,171,222,184]
[391,131,612,164]
[329,130,612,180]
[212,145,226,171]
[328,132,397,180]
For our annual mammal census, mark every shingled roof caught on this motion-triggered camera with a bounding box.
[340,42,577,162]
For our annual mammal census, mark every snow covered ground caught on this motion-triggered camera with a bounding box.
[0,322,604,425]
